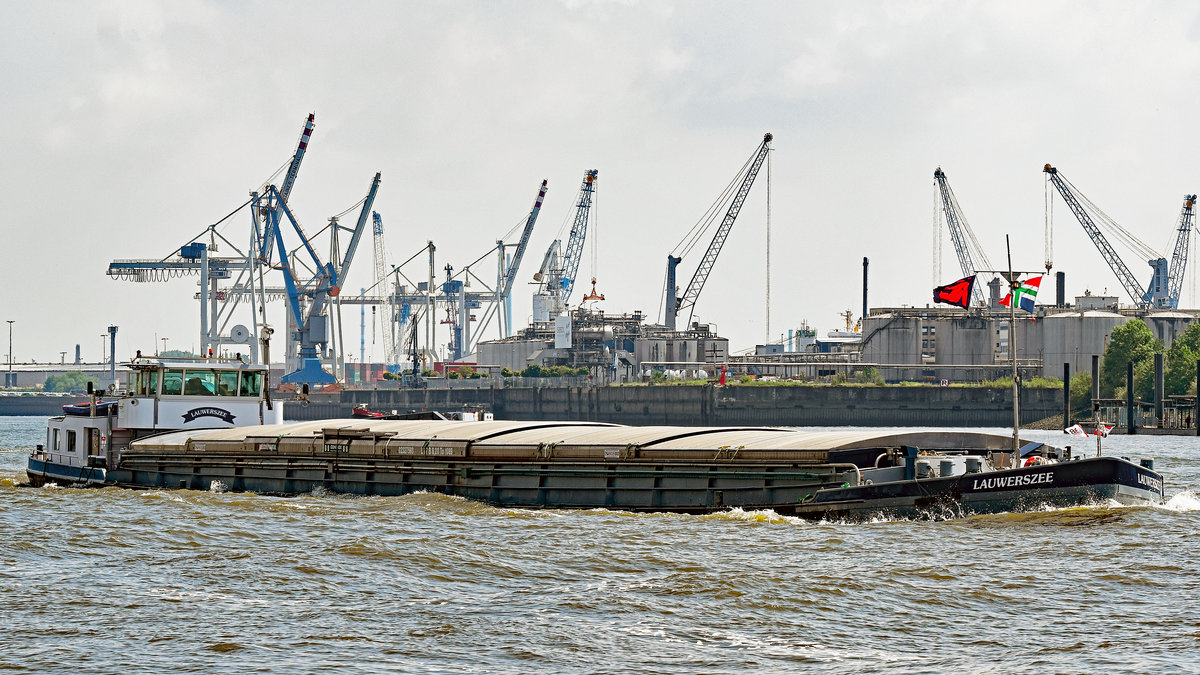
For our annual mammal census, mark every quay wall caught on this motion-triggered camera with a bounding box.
[292,385,1062,427]
[0,387,1063,427]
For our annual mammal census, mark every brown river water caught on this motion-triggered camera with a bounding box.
[2,416,1199,673]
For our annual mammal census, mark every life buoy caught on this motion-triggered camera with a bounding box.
[1023,456,1041,467]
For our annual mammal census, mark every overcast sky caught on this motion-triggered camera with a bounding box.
[4,0,1200,365]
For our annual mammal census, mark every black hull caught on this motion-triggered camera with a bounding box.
[76,453,1162,520]
[790,456,1163,520]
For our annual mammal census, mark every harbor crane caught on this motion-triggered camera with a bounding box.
[1166,194,1197,309]
[534,170,599,318]
[664,132,772,331]
[1044,164,1193,309]
[933,167,992,306]
[107,113,320,363]
[254,172,382,383]
[499,179,549,335]
[371,211,399,369]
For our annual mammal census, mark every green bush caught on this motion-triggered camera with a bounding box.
[44,372,94,393]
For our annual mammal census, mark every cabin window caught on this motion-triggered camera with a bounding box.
[147,371,159,395]
[239,371,262,397]
[67,430,76,453]
[52,428,59,451]
[216,371,239,396]
[183,370,216,395]
[162,369,184,395]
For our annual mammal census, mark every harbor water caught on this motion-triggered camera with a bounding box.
[2,415,1199,673]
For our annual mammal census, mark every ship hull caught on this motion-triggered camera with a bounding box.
[790,456,1163,520]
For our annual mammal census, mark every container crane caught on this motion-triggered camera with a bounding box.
[933,167,992,306]
[665,132,772,331]
[1043,164,1172,309]
[1166,195,1196,309]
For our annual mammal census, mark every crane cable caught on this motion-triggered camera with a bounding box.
[671,147,759,259]
[1058,173,1159,261]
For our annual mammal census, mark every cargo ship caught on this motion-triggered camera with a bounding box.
[72,419,1162,518]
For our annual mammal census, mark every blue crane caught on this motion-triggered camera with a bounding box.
[665,133,772,331]
[257,172,382,383]
[559,170,599,304]
[933,167,992,305]
[1166,194,1196,309]
[1044,164,1177,309]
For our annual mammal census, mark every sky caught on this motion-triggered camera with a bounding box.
[5,0,1200,366]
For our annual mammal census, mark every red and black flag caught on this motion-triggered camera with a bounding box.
[933,275,976,308]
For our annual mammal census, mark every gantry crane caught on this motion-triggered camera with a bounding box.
[665,133,772,331]
[933,167,992,306]
[1044,164,1180,309]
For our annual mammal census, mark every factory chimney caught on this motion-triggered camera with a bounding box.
[74,344,81,365]
[1056,271,1066,308]
[862,257,869,323]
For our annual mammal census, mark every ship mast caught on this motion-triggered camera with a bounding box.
[1006,236,1020,463]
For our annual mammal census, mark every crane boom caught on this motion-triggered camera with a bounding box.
[1167,194,1197,309]
[669,132,772,330]
[933,167,988,305]
[502,179,549,299]
[1043,164,1158,308]
[560,170,598,303]
[280,113,315,203]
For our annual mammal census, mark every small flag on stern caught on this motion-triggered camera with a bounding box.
[933,275,976,308]
[1000,275,1041,313]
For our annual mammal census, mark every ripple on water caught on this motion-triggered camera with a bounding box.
[4,428,1200,673]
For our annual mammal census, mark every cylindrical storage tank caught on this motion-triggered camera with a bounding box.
[1039,310,1127,377]
[1144,312,1194,349]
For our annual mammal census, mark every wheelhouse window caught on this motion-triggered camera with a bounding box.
[147,370,159,395]
[183,371,216,395]
[216,371,238,396]
[52,428,59,451]
[163,369,184,395]
[239,371,262,397]
[67,430,76,453]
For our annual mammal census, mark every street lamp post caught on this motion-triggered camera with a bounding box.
[6,320,13,388]
[101,334,106,366]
